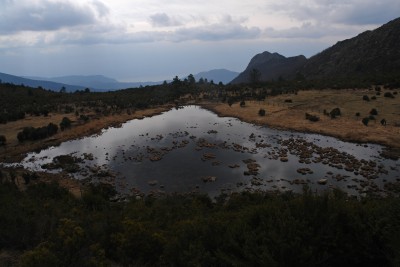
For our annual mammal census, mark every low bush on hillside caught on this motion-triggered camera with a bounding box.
[305,113,320,122]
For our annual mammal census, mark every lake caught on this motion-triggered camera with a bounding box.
[18,105,400,198]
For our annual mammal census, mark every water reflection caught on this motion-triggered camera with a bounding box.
[19,106,400,197]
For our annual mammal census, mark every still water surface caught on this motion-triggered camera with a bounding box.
[20,106,400,197]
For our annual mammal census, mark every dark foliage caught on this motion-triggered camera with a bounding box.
[370,108,378,115]
[384,92,395,98]
[258,108,266,116]
[363,95,370,101]
[59,117,72,131]
[0,182,398,266]
[0,135,6,146]
[362,117,370,126]
[330,107,341,119]
[17,123,59,142]
[305,113,320,122]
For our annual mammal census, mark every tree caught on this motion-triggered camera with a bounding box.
[60,86,66,93]
[46,123,58,136]
[172,76,181,86]
[60,117,72,131]
[249,68,261,85]
[187,74,196,85]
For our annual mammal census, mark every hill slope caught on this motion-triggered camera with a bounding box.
[231,52,307,84]
[233,17,400,85]
[300,17,400,82]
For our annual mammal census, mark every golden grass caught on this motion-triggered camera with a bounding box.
[202,88,400,148]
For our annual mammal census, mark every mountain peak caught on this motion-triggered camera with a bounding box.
[231,51,307,84]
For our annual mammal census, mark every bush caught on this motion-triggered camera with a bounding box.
[370,108,378,116]
[227,98,234,107]
[305,113,319,122]
[384,92,395,98]
[60,117,72,131]
[362,117,369,126]
[240,100,246,107]
[258,109,266,116]
[355,112,360,117]
[17,124,58,142]
[363,95,370,101]
[330,107,341,119]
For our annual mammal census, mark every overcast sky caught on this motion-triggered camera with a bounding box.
[0,0,399,82]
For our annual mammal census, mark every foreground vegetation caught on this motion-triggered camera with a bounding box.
[1,75,400,266]
[0,180,399,266]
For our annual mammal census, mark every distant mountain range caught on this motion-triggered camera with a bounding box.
[194,69,239,84]
[0,72,87,92]
[24,75,162,91]
[0,68,239,92]
[232,17,400,84]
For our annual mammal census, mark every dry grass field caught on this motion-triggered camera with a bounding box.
[203,88,400,148]
[0,105,171,162]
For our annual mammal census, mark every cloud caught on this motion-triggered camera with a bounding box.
[4,12,262,46]
[267,0,400,26]
[0,0,110,33]
[264,22,361,39]
[149,13,182,27]
[173,23,261,42]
